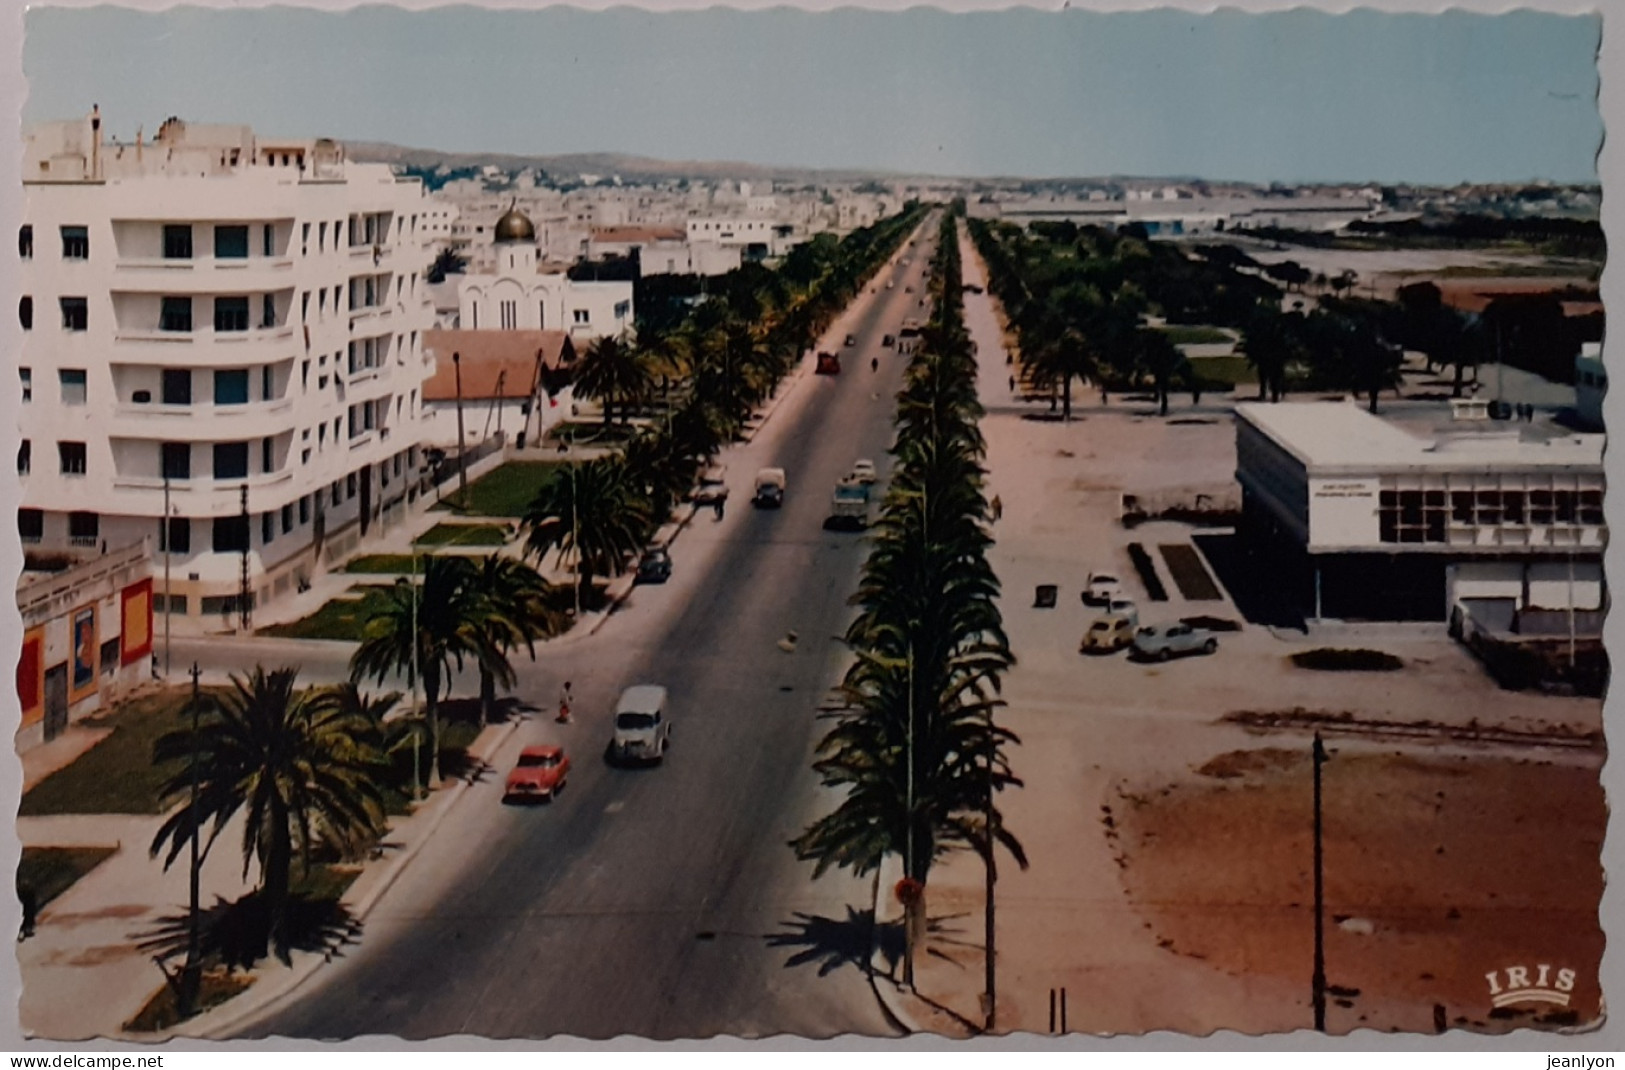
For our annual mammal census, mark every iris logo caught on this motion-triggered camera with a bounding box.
[1485,964,1577,1009]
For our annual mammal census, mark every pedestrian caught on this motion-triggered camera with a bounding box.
[150,652,160,682]
[871,357,879,373]
[1008,375,1016,394]
[714,497,725,521]
[556,681,574,724]
[991,495,1003,522]
[18,884,35,942]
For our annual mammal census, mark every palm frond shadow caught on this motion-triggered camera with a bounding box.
[766,906,903,979]
[135,890,363,971]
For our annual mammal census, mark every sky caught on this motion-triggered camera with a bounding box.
[21,5,1603,185]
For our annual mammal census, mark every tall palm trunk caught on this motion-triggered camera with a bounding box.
[266,794,293,962]
[479,666,497,725]
[424,664,443,789]
[1061,374,1073,422]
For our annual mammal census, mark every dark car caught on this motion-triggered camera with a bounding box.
[882,334,896,347]
[843,334,857,347]
[636,547,672,584]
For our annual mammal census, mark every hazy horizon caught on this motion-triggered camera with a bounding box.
[23,6,1602,186]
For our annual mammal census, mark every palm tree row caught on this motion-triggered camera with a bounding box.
[527,204,929,597]
[794,208,1026,989]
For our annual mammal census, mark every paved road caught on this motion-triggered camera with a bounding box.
[244,221,941,1041]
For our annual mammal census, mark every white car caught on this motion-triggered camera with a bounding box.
[609,685,671,765]
[849,459,878,485]
[1131,623,1218,661]
[1083,572,1124,606]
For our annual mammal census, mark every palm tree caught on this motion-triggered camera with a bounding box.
[572,334,652,427]
[1239,310,1302,402]
[150,667,389,963]
[350,554,498,789]
[1134,327,1190,417]
[469,554,570,724]
[523,458,652,601]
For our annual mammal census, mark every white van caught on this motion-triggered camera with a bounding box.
[610,685,671,765]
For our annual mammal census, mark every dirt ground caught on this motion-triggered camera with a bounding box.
[1113,747,1607,1035]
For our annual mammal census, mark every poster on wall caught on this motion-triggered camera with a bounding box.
[70,605,96,697]
[16,628,43,726]
[120,578,152,666]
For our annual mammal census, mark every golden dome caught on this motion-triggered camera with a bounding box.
[493,204,535,244]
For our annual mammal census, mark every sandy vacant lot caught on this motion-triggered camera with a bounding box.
[1114,747,1606,1035]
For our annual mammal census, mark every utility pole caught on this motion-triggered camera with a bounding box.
[180,661,203,1019]
[1312,732,1328,1033]
[903,636,916,992]
[453,352,469,508]
[570,464,581,619]
[238,484,251,632]
[162,475,172,677]
[983,697,998,1033]
[410,550,422,802]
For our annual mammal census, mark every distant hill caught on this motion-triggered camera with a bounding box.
[342,140,905,186]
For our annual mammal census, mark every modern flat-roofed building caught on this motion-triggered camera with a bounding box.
[1234,402,1605,622]
[19,110,438,622]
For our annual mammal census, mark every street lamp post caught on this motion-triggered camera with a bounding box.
[180,661,203,1018]
[453,352,469,508]
[162,475,172,678]
[1312,731,1329,1033]
[570,463,581,620]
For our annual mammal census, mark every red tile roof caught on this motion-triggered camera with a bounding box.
[590,225,685,244]
[422,330,575,401]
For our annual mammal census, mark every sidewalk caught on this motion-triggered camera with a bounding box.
[16,715,519,1041]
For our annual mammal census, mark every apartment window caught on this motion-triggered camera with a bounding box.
[263,224,275,257]
[213,441,249,480]
[262,436,273,472]
[332,482,341,507]
[1580,489,1604,526]
[301,222,310,256]
[281,503,293,534]
[20,368,30,403]
[68,511,99,545]
[299,495,310,525]
[60,297,88,331]
[318,423,327,446]
[261,512,274,545]
[318,221,327,251]
[214,369,249,405]
[301,360,310,391]
[19,224,32,259]
[163,224,193,260]
[347,473,357,498]
[262,294,277,329]
[160,296,193,332]
[301,291,310,322]
[364,399,376,431]
[500,299,517,330]
[60,225,89,259]
[19,296,30,331]
[160,516,191,554]
[161,442,191,480]
[18,508,42,543]
[573,309,590,324]
[212,516,249,553]
[17,439,29,476]
[614,300,631,319]
[162,369,192,405]
[348,404,361,439]
[214,296,249,332]
[215,225,249,259]
[59,369,87,405]
[261,364,274,401]
[58,441,87,475]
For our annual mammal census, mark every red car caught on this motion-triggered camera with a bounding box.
[504,744,570,803]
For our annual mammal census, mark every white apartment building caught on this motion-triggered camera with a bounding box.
[685,217,799,261]
[457,207,633,341]
[19,111,438,622]
[1235,402,1605,623]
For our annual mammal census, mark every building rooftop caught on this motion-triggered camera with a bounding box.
[422,330,575,401]
[1237,401,1603,472]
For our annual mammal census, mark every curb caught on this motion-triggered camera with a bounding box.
[160,716,522,1041]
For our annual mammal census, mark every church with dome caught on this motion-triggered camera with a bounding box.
[455,203,635,340]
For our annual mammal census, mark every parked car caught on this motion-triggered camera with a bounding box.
[693,465,729,504]
[503,744,570,803]
[609,685,671,765]
[848,459,878,485]
[1131,622,1218,661]
[1106,597,1139,626]
[816,351,842,375]
[753,467,786,508]
[882,334,896,348]
[1082,571,1124,605]
[844,334,858,347]
[636,547,672,584]
[904,285,913,293]
[1080,614,1136,654]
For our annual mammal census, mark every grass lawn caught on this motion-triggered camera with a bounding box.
[259,587,397,641]
[341,553,428,575]
[17,846,116,910]
[414,522,511,548]
[18,687,228,816]
[1187,355,1256,388]
[433,461,562,518]
[125,971,255,1033]
[1160,325,1232,346]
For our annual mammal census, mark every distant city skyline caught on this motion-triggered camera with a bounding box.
[23,6,1601,185]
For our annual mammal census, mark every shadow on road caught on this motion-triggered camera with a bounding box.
[766,906,902,979]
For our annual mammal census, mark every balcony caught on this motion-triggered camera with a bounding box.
[111,397,296,439]
[112,469,295,517]
[113,325,299,367]
[114,255,296,292]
